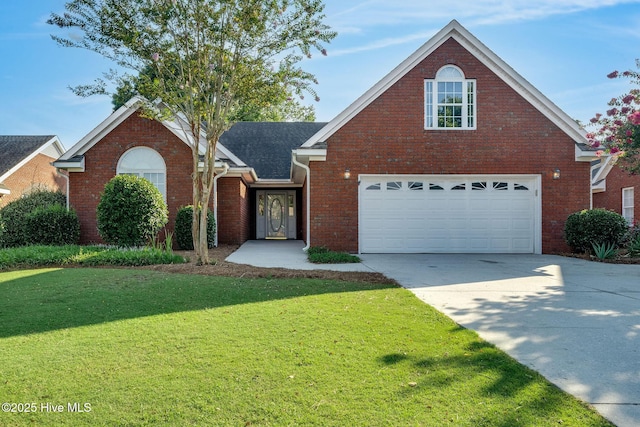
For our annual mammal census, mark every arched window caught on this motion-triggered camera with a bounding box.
[425,65,476,129]
[117,147,166,200]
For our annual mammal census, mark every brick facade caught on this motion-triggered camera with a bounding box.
[307,38,591,254]
[69,112,246,245]
[217,177,250,245]
[593,165,640,225]
[0,153,66,207]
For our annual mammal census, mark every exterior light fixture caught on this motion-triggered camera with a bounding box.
[553,168,560,180]
[344,168,351,180]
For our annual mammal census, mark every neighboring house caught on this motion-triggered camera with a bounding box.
[0,135,66,206]
[592,160,639,226]
[55,20,601,254]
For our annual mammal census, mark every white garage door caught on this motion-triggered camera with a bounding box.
[359,175,540,254]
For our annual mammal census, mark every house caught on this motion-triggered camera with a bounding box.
[0,135,66,206]
[592,160,639,226]
[53,101,326,245]
[54,20,601,254]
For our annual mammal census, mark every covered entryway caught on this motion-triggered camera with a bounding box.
[359,175,541,253]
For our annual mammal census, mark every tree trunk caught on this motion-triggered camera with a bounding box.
[197,193,210,265]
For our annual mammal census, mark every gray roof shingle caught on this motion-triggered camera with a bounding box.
[0,136,56,177]
[219,122,327,180]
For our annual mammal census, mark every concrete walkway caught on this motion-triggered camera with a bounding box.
[227,241,640,427]
[226,240,374,272]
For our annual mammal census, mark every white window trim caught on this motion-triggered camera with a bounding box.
[622,187,634,225]
[117,146,167,201]
[425,65,476,130]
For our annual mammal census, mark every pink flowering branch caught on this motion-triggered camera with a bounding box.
[588,60,640,174]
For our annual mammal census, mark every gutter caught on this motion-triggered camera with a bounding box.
[212,162,230,247]
[291,151,311,252]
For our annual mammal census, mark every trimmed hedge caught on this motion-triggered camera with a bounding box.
[25,204,80,246]
[97,175,168,247]
[175,205,216,250]
[0,190,67,247]
[564,209,628,253]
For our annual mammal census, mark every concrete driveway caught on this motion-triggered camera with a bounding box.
[359,253,640,427]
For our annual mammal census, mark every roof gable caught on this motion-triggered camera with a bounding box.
[220,122,327,180]
[57,96,246,167]
[0,135,64,181]
[302,19,587,148]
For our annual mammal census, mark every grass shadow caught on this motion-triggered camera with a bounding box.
[378,329,611,427]
[0,268,396,339]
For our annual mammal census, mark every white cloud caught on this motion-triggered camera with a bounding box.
[322,0,640,62]
[330,30,438,56]
[326,0,640,29]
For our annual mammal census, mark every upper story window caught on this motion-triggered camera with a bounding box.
[425,65,476,130]
[117,146,167,200]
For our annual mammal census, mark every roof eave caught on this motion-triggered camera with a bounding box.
[292,148,327,162]
[53,156,86,172]
[575,145,601,162]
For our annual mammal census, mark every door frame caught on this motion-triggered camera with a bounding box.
[256,190,297,239]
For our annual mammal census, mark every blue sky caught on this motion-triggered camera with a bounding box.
[1,1,639,149]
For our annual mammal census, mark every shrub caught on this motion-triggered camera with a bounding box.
[564,209,629,253]
[307,246,361,264]
[628,236,640,258]
[174,205,216,250]
[25,205,80,246]
[0,245,185,271]
[0,190,66,247]
[97,175,168,247]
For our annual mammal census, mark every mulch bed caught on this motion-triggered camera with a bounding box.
[139,245,398,285]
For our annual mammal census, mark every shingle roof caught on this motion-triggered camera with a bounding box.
[219,122,327,179]
[0,135,56,177]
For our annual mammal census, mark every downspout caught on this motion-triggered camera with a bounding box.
[291,151,311,251]
[57,168,70,210]
[213,162,230,247]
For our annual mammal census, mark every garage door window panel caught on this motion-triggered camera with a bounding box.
[409,181,424,190]
[472,181,487,190]
[387,181,402,190]
[493,182,508,190]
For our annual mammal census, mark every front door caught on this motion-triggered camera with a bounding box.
[266,193,287,239]
[256,190,296,239]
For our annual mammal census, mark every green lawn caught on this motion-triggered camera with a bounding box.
[0,268,612,426]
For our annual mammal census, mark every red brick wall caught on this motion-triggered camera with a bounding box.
[217,177,250,245]
[308,38,591,254]
[0,154,66,206]
[69,112,193,244]
[593,165,640,224]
